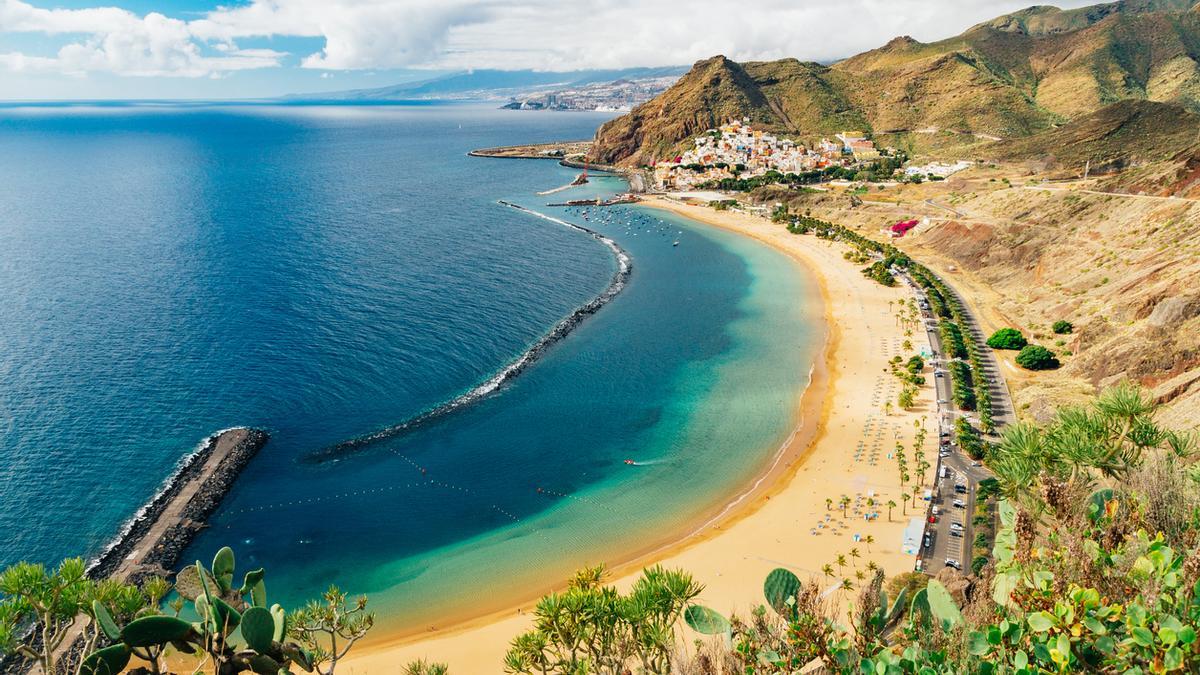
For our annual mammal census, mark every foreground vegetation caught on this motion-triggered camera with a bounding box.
[496,384,1199,673]
[0,547,383,675]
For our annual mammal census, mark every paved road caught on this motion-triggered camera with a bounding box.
[895,270,1004,576]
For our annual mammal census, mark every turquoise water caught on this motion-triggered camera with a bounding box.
[0,103,817,630]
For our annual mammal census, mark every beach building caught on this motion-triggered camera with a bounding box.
[901,516,926,555]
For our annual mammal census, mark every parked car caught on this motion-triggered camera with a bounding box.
[945,558,962,570]
[949,530,963,538]
[953,499,966,509]
[923,535,933,550]
[950,522,963,531]
[954,484,968,494]
[931,506,940,516]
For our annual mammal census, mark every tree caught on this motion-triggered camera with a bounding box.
[826,497,833,511]
[864,535,875,552]
[840,496,851,518]
[0,558,90,674]
[886,500,896,521]
[1015,344,1060,370]
[289,585,376,675]
[821,564,834,580]
[986,327,1027,350]
[505,564,702,674]
[1052,320,1073,334]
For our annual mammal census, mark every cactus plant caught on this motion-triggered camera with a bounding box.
[212,546,236,594]
[77,644,131,675]
[924,579,962,630]
[119,615,194,648]
[683,605,730,635]
[240,606,276,654]
[91,600,122,642]
[241,568,267,608]
[763,567,801,617]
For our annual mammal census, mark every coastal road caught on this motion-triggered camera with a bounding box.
[896,270,1001,576]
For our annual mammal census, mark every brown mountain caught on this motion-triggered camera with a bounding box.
[589,56,865,166]
[590,0,1200,165]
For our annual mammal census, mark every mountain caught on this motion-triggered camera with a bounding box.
[590,56,866,165]
[590,0,1200,165]
[288,67,687,101]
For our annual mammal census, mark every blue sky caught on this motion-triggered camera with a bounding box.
[0,0,1099,100]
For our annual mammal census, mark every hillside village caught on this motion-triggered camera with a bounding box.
[652,119,971,190]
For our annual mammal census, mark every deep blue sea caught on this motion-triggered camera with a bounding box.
[0,102,817,632]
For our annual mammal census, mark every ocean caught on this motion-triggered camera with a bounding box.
[0,102,817,632]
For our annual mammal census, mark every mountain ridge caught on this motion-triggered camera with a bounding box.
[590,0,1200,165]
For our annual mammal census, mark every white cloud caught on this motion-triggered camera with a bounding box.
[0,0,284,76]
[0,0,1104,78]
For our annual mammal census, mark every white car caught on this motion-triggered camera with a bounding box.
[950,522,964,531]
[953,499,966,509]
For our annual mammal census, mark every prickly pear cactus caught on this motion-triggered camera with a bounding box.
[763,567,801,617]
[684,605,730,635]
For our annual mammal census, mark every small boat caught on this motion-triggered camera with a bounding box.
[624,459,636,465]
[673,240,680,247]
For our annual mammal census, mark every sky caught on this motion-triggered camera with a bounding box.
[0,0,1102,100]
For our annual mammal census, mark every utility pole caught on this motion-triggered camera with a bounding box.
[1083,160,1090,181]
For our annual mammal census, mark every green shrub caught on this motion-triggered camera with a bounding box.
[1016,344,1060,370]
[1052,320,1073,334]
[986,327,1027,350]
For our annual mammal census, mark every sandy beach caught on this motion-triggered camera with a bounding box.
[342,196,936,673]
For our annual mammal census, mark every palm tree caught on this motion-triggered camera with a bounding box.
[822,564,834,580]
[864,535,875,552]
[886,500,896,521]
[866,561,880,574]
[825,497,833,511]
[849,548,861,565]
[840,496,851,518]
[836,554,847,572]
[855,570,866,582]
[841,578,854,592]
[901,493,909,515]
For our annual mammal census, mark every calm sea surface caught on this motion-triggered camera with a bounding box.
[0,103,817,631]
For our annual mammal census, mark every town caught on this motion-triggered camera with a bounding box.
[652,119,971,190]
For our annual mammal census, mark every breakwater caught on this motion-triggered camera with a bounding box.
[0,427,268,674]
[303,201,633,464]
[89,427,269,583]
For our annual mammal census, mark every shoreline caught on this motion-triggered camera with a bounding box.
[344,195,830,649]
[344,195,935,671]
